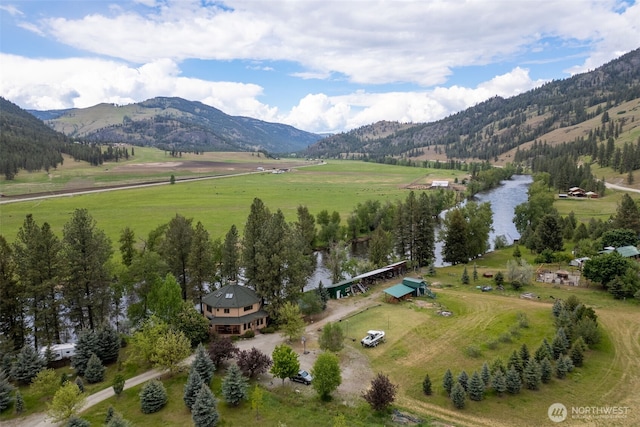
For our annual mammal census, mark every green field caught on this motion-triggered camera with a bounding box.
[0,156,466,245]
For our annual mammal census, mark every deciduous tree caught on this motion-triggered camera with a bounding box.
[270,344,299,385]
[236,347,272,378]
[208,337,239,369]
[318,322,344,353]
[151,329,191,374]
[278,301,305,341]
[311,352,342,400]
[362,373,397,412]
[47,381,85,422]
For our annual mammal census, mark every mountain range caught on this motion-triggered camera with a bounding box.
[29,97,322,154]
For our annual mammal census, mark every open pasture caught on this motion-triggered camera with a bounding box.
[343,279,640,426]
[0,158,466,244]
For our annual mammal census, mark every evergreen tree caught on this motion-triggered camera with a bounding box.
[422,374,432,396]
[473,263,478,281]
[96,326,120,365]
[505,368,522,394]
[160,214,194,300]
[221,364,249,406]
[442,369,454,396]
[555,356,568,379]
[507,350,523,378]
[519,343,530,363]
[442,208,469,265]
[0,235,26,352]
[191,384,219,427]
[74,377,84,393]
[11,344,44,385]
[84,353,105,384]
[457,370,469,392]
[534,339,552,362]
[221,225,240,283]
[188,221,216,313]
[491,370,506,396]
[450,382,466,409]
[14,390,24,414]
[570,337,585,367]
[461,267,470,284]
[316,281,330,309]
[467,371,484,401]
[490,358,506,376]
[118,227,136,267]
[523,358,541,390]
[480,362,491,387]
[139,379,168,414]
[552,328,569,359]
[105,405,115,424]
[242,198,271,289]
[72,330,99,376]
[66,416,90,427]
[184,367,203,410]
[0,370,14,412]
[540,358,553,384]
[106,412,132,427]
[62,209,113,330]
[192,343,215,386]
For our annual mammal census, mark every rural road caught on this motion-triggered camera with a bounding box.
[2,290,380,427]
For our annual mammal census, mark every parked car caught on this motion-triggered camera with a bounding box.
[361,330,385,347]
[290,369,313,385]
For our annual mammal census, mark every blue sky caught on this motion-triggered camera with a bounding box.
[1,1,639,134]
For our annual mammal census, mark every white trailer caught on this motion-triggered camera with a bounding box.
[39,343,76,361]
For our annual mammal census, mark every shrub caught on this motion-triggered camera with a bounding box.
[498,333,512,344]
[208,337,239,368]
[14,390,24,414]
[112,374,125,396]
[260,326,276,334]
[30,368,59,397]
[74,377,84,393]
[362,373,397,412]
[106,412,132,427]
[517,312,529,328]
[485,339,499,350]
[318,322,345,353]
[140,380,167,414]
[464,346,481,358]
[242,330,255,339]
[510,280,523,290]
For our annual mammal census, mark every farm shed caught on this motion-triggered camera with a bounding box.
[401,277,428,295]
[326,260,408,299]
[383,284,415,302]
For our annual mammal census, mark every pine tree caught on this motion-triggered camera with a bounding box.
[74,377,84,393]
[11,345,44,385]
[480,362,491,387]
[467,371,485,401]
[552,298,564,317]
[14,390,24,414]
[105,405,115,424]
[191,384,219,427]
[71,330,99,376]
[221,364,249,406]
[519,343,530,363]
[507,350,523,378]
[461,267,469,284]
[457,370,469,392]
[491,370,506,396]
[184,367,203,410]
[473,263,478,281]
[442,369,454,396]
[0,370,14,412]
[192,343,215,386]
[422,374,432,396]
[534,340,551,362]
[505,368,521,394]
[66,416,90,427]
[450,382,466,409]
[570,338,585,367]
[139,379,168,414]
[523,358,541,390]
[540,358,553,384]
[96,326,120,364]
[555,356,568,379]
[490,358,506,376]
[106,411,132,427]
[84,353,105,384]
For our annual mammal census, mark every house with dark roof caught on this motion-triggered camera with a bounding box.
[202,283,268,336]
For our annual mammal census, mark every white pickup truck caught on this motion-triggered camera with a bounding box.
[361,330,385,347]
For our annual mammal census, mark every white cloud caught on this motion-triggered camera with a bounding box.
[0,54,274,117]
[25,1,640,86]
[0,4,23,16]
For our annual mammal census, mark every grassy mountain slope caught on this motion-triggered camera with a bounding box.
[306,48,640,162]
[30,97,322,154]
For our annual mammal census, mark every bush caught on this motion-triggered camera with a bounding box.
[511,280,523,290]
[485,339,499,350]
[112,374,125,396]
[362,373,397,412]
[464,346,481,358]
[260,326,276,334]
[242,330,255,339]
[14,390,24,414]
[498,333,512,344]
[318,322,345,353]
[140,380,167,414]
[517,312,529,328]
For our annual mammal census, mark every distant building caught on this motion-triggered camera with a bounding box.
[202,283,268,335]
[430,180,449,188]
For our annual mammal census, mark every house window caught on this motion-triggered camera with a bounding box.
[224,308,230,314]
[243,304,253,312]
[206,305,212,312]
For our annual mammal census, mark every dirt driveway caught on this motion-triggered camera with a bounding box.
[236,291,382,401]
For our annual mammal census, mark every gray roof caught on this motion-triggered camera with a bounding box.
[202,283,261,309]
[208,309,268,325]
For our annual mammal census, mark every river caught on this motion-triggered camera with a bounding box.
[305,174,533,287]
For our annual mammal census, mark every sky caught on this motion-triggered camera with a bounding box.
[1,1,639,134]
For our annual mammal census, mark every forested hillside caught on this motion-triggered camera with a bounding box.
[0,98,103,180]
[30,97,322,154]
[306,48,640,165]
